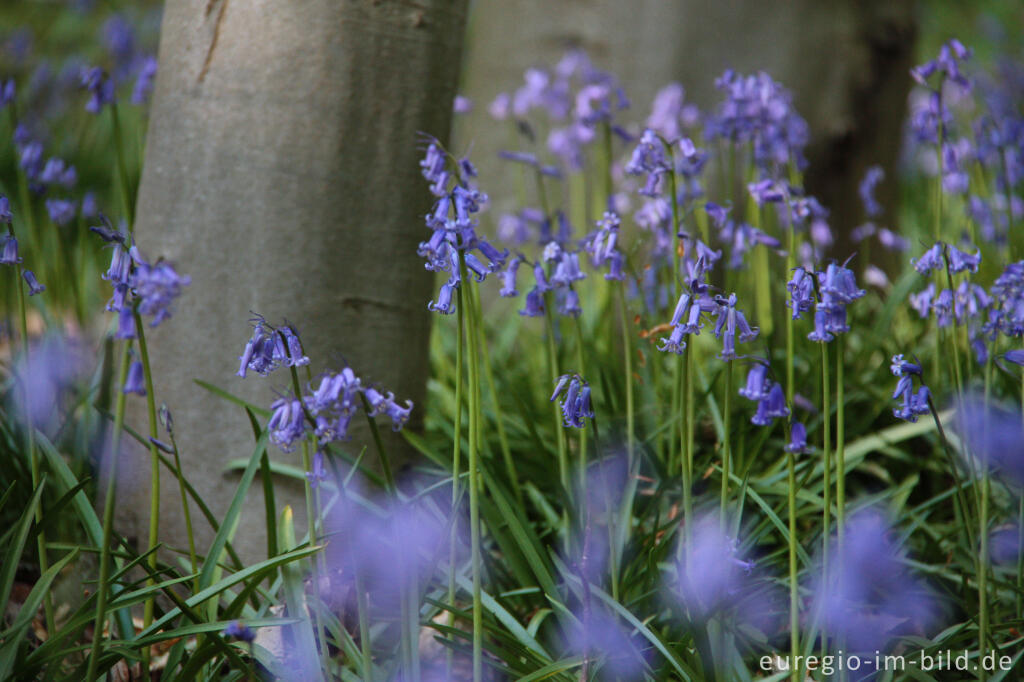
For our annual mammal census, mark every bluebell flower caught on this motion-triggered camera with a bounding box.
[712,293,759,361]
[550,373,594,429]
[987,261,1024,337]
[739,362,771,401]
[751,383,789,426]
[268,397,307,452]
[223,620,256,643]
[1003,350,1024,367]
[911,38,972,90]
[953,392,1024,484]
[364,387,414,431]
[40,159,77,188]
[1,234,22,265]
[558,288,582,317]
[0,196,11,224]
[786,267,814,320]
[498,256,521,297]
[675,514,757,618]
[428,277,457,314]
[785,421,807,453]
[859,165,884,217]
[45,198,77,226]
[236,317,306,377]
[933,288,954,327]
[23,270,45,296]
[912,243,945,275]
[123,360,146,395]
[947,243,981,273]
[116,305,136,339]
[818,262,866,305]
[131,56,157,105]
[131,258,191,327]
[812,509,940,653]
[646,82,699,142]
[0,79,14,109]
[909,283,935,319]
[519,287,545,317]
[80,66,115,113]
[891,355,930,422]
[624,129,670,198]
[306,450,328,488]
[877,228,910,252]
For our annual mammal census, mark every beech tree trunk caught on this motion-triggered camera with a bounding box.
[123,0,469,559]
[457,0,915,257]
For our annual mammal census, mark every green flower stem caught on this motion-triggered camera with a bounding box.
[835,335,846,561]
[134,311,164,669]
[720,359,732,527]
[819,341,832,630]
[86,338,133,682]
[468,279,521,505]
[786,434,799,682]
[166,431,198,592]
[618,281,635,463]
[544,294,568,494]
[573,314,588,479]
[459,255,484,682]
[360,393,396,494]
[680,347,693,544]
[447,283,465,677]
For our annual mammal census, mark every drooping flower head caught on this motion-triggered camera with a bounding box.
[550,373,595,429]
[891,353,930,422]
[712,293,759,361]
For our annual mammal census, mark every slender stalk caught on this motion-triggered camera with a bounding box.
[86,339,133,681]
[573,315,588,480]
[544,295,568,492]
[835,335,846,557]
[166,432,198,591]
[360,394,396,494]
[618,282,635,463]
[819,340,832,641]
[468,280,521,505]
[786,438,799,682]
[460,255,484,682]
[134,313,163,674]
[447,283,465,677]
[720,360,732,527]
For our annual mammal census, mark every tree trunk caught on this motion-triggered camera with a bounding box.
[123,0,469,560]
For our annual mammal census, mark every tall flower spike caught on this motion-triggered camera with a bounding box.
[550,373,594,429]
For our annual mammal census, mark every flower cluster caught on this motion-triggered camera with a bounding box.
[95,225,190,333]
[890,354,930,422]
[789,261,865,343]
[550,373,594,428]
[738,361,789,427]
[237,320,413,454]
[706,70,809,171]
[419,140,507,315]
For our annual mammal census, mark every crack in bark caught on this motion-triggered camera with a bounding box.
[199,0,229,84]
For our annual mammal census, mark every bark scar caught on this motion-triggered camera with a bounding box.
[198,0,229,83]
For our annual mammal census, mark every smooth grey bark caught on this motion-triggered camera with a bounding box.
[457,0,915,255]
[122,0,469,560]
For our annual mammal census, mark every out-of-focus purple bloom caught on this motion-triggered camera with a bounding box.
[859,165,884,217]
[0,196,12,224]
[1,234,21,265]
[223,620,256,643]
[452,94,472,114]
[812,509,940,652]
[0,78,15,108]
[646,82,698,142]
[519,287,545,317]
[707,70,809,170]
[987,261,1024,338]
[40,158,77,188]
[565,609,648,680]
[81,192,99,218]
[863,264,889,288]
[705,201,730,228]
[953,392,1024,484]
[747,179,785,206]
[911,39,972,90]
[624,129,669,198]
[675,514,756,618]
[80,66,115,113]
[22,270,44,295]
[909,283,935,319]
[1003,350,1024,367]
[498,255,522,297]
[131,56,157,105]
[877,228,910,251]
[990,526,1022,565]
[8,335,85,434]
[123,360,146,395]
[551,373,594,429]
[131,257,191,327]
[488,92,511,120]
[45,198,77,226]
